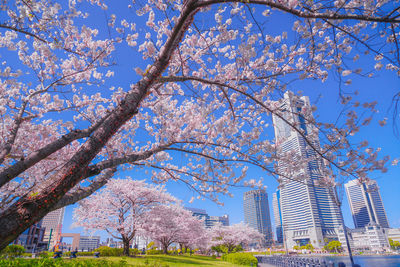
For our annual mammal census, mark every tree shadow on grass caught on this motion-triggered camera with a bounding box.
[144,255,215,266]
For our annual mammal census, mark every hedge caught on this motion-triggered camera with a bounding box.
[0,258,123,266]
[146,249,164,255]
[0,245,25,258]
[222,252,258,266]
[93,246,140,256]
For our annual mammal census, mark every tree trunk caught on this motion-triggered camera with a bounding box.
[123,237,130,257]
[0,0,200,251]
[161,239,169,254]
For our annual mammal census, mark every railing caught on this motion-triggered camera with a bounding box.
[256,255,361,267]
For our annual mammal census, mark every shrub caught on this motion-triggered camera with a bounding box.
[0,258,124,266]
[38,251,54,258]
[0,245,25,258]
[94,246,123,256]
[146,249,163,255]
[222,252,258,266]
[130,248,140,256]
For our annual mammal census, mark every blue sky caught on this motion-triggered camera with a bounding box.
[3,1,397,241]
[63,64,400,240]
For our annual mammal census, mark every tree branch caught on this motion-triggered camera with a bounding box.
[50,168,116,211]
[198,0,400,23]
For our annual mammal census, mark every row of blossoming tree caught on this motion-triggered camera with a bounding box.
[1,0,399,249]
[73,179,263,256]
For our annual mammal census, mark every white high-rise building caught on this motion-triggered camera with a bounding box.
[272,92,343,249]
[344,179,389,228]
[41,207,65,250]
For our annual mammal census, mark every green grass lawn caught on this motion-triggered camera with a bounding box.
[100,255,244,266]
[1,255,248,266]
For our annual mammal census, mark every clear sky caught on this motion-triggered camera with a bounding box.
[63,65,400,241]
[33,2,398,241]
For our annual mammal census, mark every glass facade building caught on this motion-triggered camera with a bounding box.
[345,179,389,228]
[272,92,343,249]
[185,207,229,228]
[243,189,273,246]
[272,190,283,243]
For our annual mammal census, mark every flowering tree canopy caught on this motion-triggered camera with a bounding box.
[210,223,264,253]
[0,0,399,249]
[142,204,205,254]
[72,179,175,256]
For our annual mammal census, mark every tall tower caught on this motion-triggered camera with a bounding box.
[272,190,283,243]
[243,189,273,246]
[41,207,65,250]
[272,91,343,249]
[345,179,389,228]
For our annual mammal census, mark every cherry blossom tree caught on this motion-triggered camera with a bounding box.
[72,179,176,256]
[176,213,207,253]
[210,223,264,253]
[142,204,205,254]
[1,0,400,250]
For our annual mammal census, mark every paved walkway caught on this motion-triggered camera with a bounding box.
[258,264,275,267]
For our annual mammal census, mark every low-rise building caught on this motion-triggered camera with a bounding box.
[338,223,389,252]
[79,236,100,251]
[185,207,229,229]
[387,228,400,243]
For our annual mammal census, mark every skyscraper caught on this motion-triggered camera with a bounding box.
[272,190,283,243]
[243,189,273,246]
[272,91,343,249]
[41,207,65,250]
[345,179,389,228]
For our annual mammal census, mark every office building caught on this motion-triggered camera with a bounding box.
[60,233,100,251]
[185,207,208,223]
[338,223,389,251]
[185,207,229,228]
[272,190,283,243]
[272,91,343,249]
[12,221,47,252]
[79,236,100,251]
[344,179,389,228]
[207,215,229,228]
[243,189,273,246]
[41,207,65,250]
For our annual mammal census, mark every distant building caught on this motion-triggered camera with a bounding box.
[243,189,273,246]
[185,207,229,228]
[338,223,389,251]
[60,233,80,251]
[387,228,400,243]
[272,190,283,243]
[101,238,124,248]
[59,233,100,251]
[79,236,100,251]
[132,235,151,250]
[272,92,343,249]
[345,179,389,228]
[207,215,229,228]
[12,221,47,252]
[42,207,65,250]
[185,207,208,223]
